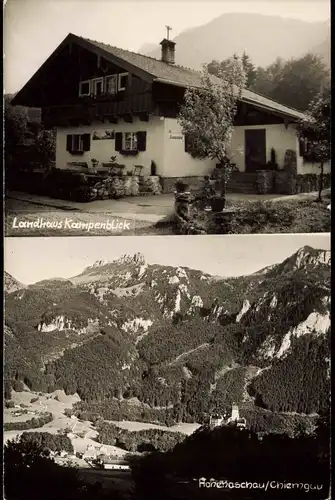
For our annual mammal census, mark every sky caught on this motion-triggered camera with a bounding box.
[5,233,331,284]
[4,0,330,93]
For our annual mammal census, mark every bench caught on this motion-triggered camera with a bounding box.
[67,161,89,168]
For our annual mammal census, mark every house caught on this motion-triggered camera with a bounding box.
[209,404,247,429]
[209,414,224,427]
[96,457,130,471]
[12,33,330,194]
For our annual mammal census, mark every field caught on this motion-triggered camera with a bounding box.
[4,388,200,466]
[108,420,201,435]
[4,389,128,462]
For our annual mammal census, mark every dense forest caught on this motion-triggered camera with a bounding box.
[207,52,330,112]
[4,412,53,431]
[96,421,185,453]
[4,247,331,433]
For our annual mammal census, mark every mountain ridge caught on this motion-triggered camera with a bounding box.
[139,13,330,69]
[4,245,330,428]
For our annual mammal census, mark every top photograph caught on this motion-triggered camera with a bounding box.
[4,0,330,237]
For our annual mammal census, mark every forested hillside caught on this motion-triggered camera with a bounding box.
[4,246,330,431]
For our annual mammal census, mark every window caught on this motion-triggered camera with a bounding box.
[79,80,91,97]
[92,78,104,96]
[123,132,138,151]
[115,131,146,154]
[118,73,128,91]
[105,75,117,95]
[66,134,91,154]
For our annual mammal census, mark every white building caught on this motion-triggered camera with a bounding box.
[12,33,328,195]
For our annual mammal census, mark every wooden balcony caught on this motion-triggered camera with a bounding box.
[42,92,154,127]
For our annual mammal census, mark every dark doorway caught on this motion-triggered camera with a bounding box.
[245,129,266,172]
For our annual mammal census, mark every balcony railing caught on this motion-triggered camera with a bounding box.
[43,93,153,126]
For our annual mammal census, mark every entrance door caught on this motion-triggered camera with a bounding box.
[245,129,266,172]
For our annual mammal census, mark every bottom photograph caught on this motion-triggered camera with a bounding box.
[4,233,331,500]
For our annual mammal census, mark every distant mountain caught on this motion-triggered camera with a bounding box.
[4,246,330,430]
[311,36,331,67]
[4,271,25,294]
[139,14,330,69]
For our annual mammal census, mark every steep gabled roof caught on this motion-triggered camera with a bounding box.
[81,35,307,121]
[13,33,307,121]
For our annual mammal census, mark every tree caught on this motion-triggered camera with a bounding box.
[4,94,56,179]
[252,54,330,111]
[297,85,330,201]
[241,51,257,88]
[4,95,28,162]
[207,53,256,88]
[178,59,246,206]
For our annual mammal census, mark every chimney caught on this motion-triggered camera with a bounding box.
[160,38,176,64]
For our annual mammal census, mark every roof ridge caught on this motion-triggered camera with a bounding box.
[79,35,304,114]
[80,35,202,74]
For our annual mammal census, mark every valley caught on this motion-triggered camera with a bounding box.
[4,239,331,499]
[4,245,330,445]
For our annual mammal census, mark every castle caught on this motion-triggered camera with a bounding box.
[209,403,247,429]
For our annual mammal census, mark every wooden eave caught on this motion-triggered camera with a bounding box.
[152,78,304,123]
[12,33,154,107]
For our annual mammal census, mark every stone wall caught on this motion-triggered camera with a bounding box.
[8,170,167,202]
[275,171,331,195]
[256,170,275,194]
[296,173,331,193]
[140,175,162,195]
[273,149,331,195]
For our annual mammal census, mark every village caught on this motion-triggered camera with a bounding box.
[4,386,247,472]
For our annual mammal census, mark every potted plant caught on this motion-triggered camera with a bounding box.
[175,178,189,193]
[210,194,226,212]
[90,158,99,170]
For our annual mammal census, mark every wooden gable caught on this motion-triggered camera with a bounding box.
[12,34,154,110]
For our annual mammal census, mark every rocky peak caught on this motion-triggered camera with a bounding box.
[259,246,330,279]
[293,246,331,269]
[90,259,109,268]
[115,253,146,266]
[4,272,25,294]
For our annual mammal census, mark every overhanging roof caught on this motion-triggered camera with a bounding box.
[12,33,308,121]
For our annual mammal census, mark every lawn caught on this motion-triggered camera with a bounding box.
[227,192,331,234]
[164,189,331,235]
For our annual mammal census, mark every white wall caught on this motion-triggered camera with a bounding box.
[228,123,299,172]
[162,118,217,178]
[56,117,330,179]
[55,116,165,176]
[297,160,331,175]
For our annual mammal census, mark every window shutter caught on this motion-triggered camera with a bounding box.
[115,132,123,151]
[82,134,91,151]
[299,138,304,156]
[137,131,147,151]
[184,134,191,153]
[66,135,72,152]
